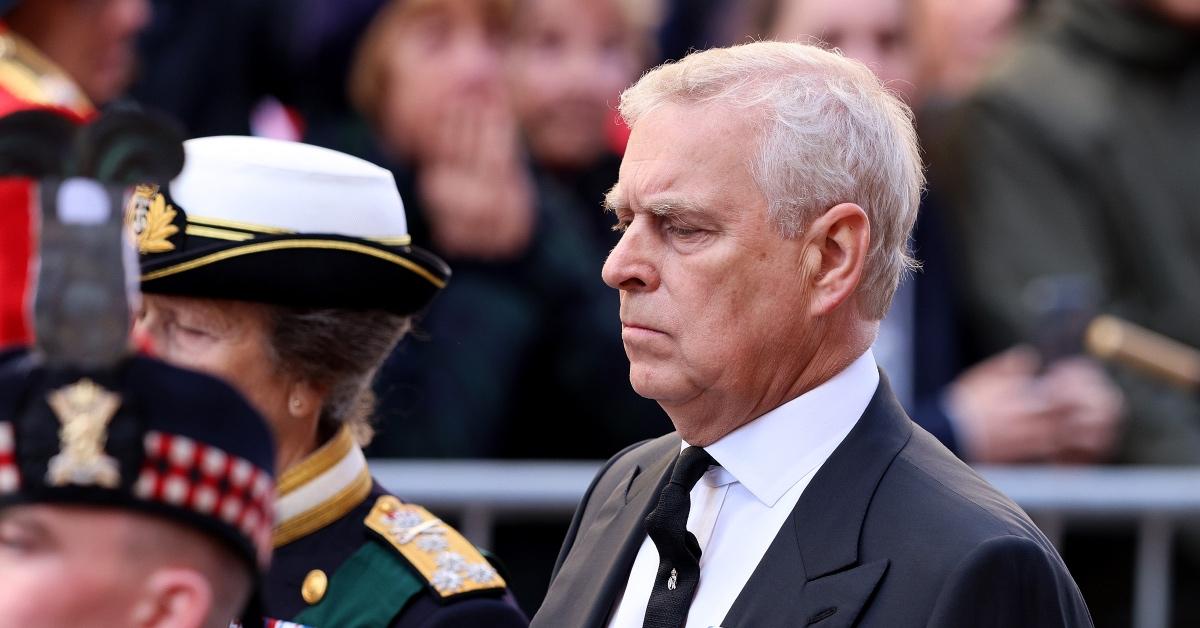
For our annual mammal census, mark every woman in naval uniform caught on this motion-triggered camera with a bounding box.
[131,136,529,628]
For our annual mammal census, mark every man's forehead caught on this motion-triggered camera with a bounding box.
[2,503,125,524]
[633,101,756,146]
[0,506,45,527]
[604,182,711,218]
[610,103,758,213]
[1,505,153,561]
[0,505,88,538]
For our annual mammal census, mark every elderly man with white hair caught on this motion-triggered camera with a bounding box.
[531,42,1092,628]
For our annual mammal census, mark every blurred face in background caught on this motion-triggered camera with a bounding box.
[771,0,919,103]
[1149,0,1200,27]
[5,0,150,104]
[506,0,643,170]
[915,0,1021,99]
[373,0,509,161]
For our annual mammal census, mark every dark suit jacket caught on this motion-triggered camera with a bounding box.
[532,377,1092,627]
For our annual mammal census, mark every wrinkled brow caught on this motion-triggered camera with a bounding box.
[603,184,626,215]
[604,185,705,219]
[644,198,705,219]
[0,508,50,539]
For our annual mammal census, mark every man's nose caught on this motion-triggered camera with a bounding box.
[602,219,659,292]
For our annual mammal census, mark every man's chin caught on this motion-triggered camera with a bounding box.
[627,365,690,405]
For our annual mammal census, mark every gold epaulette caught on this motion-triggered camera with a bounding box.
[365,495,507,599]
[0,30,92,114]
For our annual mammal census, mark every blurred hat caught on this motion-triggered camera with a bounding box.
[0,352,277,572]
[133,136,450,314]
[0,107,276,622]
[0,106,184,353]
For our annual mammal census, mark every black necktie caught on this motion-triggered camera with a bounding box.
[642,446,717,628]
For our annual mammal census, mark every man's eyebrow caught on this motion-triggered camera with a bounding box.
[644,197,705,219]
[604,186,706,219]
[602,185,626,214]
[0,510,49,538]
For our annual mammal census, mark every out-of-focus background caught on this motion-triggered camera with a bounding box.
[5,0,1198,625]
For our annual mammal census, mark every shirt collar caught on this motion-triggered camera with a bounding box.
[686,349,880,507]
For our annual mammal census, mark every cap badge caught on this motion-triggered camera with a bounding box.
[127,184,178,253]
[45,378,122,488]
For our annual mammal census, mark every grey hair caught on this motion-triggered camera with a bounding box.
[618,41,924,319]
[264,307,411,445]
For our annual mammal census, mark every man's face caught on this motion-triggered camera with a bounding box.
[603,103,815,412]
[0,505,143,627]
[507,0,641,169]
[8,0,150,104]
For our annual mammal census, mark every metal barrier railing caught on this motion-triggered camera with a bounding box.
[370,461,1200,628]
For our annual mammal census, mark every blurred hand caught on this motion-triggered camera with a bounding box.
[1041,357,1124,464]
[419,98,535,261]
[948,346,1062,463]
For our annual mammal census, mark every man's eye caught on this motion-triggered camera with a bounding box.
[0,535,31,552]
[665,224,702,238]
[0,527,36,553]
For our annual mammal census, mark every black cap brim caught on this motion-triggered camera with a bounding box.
[140,234,450,314]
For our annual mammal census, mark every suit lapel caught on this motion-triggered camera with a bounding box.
[538,437,678,628]
[725,556,890,628]
[721,374,913,628]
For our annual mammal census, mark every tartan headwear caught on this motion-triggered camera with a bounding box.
[0,351,277,570]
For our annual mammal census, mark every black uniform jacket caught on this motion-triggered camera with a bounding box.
[263,428,528,628]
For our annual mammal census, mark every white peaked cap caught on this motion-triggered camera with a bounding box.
[136,136,448,314]
[172,136,409,239]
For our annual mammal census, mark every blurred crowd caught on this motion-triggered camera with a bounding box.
[110,0,1196,472]
[1,0,1197,622]
[16,0,1173,467]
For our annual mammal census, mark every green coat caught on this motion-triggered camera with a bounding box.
[944,0,1200,465]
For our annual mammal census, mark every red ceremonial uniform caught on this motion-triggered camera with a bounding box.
[0,23,93,348]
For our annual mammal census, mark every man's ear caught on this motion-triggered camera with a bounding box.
[130,568,213,628]
[804,202,870,317]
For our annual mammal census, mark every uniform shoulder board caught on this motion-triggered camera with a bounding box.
[365,495,507,600]
[0,32,90,113]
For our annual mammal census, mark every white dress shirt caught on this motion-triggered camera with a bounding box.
[606,349,880,628]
